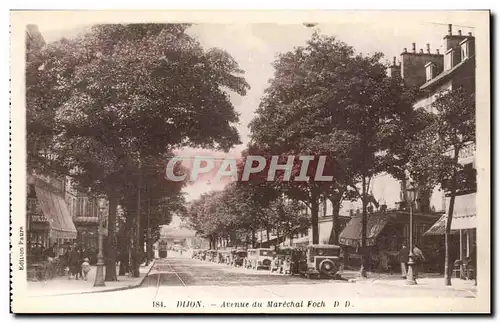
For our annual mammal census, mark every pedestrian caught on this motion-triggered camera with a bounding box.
[81,257,91,281]
[79,247,87,279]
[412,245,425,279]
[466,242,476,283]
[398,242,409,279]
[69,246,80,280]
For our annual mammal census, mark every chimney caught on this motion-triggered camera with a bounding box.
[412,43,416,53]
[468,32,473,36]
[448,24,452,35]
[458,30,462,36]
[426,43,431,53]
[403,48,407,53]
[387,55,401,78]
[419,49,424,54]
[436,49,440,54]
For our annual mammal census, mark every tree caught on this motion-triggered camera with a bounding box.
[27,24,250,281]
[249,32,414,275]
[265,196,309,246]
[431,87,475,286]
[391,85,475,286]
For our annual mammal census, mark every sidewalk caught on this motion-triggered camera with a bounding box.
[27,261,155,297]
[341,270,477,293]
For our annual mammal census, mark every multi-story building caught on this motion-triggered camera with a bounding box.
[64,177,102,250]
[417,26,476,267]
[259,24,476,274]
[26,25,78,261]
[336,24,476,271]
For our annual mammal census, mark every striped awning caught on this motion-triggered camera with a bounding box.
[424,213,476,235]
[339,214,390,247]
[34,185,77,239]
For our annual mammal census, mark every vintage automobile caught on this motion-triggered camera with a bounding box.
[246,248,276,270]
[291,244,342,279]
[270,247,295,274]
[199,249,208,261]
[217,250,232,264]
[232,249,248,267]
[207,250,217,262]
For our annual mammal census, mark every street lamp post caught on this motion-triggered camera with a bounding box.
[94,198,106,287]
[406,184,417,285]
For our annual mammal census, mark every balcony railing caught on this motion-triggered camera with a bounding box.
[27,198,42,215]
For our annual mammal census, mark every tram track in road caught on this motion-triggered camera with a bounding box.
[150,257,286,302]
[152,258,189,302]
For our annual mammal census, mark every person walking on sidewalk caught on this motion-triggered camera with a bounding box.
[412,245,425,279]
[81,257,91,281]
[399,242,409,279]
[69,246,80,280]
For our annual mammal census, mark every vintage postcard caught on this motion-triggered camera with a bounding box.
[10,10,490,314]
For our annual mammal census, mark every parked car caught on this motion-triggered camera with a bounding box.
[291,244,342,279]
[233,249,247,267]
[246,248,276,270]
[207,250,217,262]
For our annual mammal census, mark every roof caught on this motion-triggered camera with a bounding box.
[339,214,391,247]
[424,213,476,235]
[420,55,475,90]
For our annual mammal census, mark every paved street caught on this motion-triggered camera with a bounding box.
[24,255,476,312]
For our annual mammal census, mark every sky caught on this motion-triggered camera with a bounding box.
[35,13,479,202]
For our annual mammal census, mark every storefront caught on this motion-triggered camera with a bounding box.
[338,211,442,272]
[27,175,77,266]
[424,193,476,278]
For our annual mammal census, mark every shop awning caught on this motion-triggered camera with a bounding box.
[34,185,77,240]
[339,214,390,247]
[424,213,476,235]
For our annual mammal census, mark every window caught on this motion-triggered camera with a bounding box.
[425,62,435,81]
[444,49,453,70]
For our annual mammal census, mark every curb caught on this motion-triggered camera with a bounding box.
[28,260,157,298]
[352,277,477,293]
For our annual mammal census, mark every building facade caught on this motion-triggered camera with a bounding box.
[27,172,78,263]
[265,25,476,274]
[336,24,477,272]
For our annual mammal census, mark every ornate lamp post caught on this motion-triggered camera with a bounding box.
[406,183,418,285]
[94,197,106,287]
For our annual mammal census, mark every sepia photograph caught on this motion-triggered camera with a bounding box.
[10,10,490,314]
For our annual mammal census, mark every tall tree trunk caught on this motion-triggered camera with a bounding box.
[445,148,460,286]
[133,171,142,278]
[360,176,368,278]
[311,197,320,245]
[124,210,133,275]
[328,195,342,245]
[105,191,118,281]
[146,198,151,265]
[251,229,256,248]
[266,227,270,244]
[119,233,128,276]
